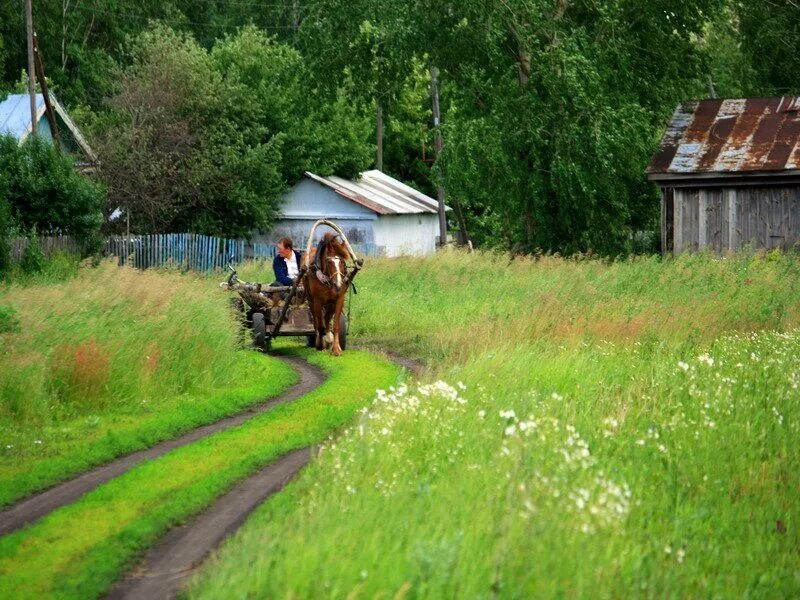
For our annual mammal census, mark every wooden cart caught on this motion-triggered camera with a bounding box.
[220,219,363,351]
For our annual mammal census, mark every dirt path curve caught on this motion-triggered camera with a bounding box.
[106,353,425,600]
[0,354,324,537]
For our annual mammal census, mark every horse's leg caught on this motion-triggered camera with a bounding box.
[309,295,325,351]
[322,302,335,349]
[331,293,346,356]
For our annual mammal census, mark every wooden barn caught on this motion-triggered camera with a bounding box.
[255,170,447,257]
[647,97,800,254]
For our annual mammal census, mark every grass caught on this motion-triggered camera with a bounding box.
[187,250,800,598]
[0,260,297,506]
[0,346,401,599]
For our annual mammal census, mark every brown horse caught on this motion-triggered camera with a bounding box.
[302,232,351,355]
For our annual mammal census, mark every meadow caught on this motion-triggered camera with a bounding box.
[190,250,800,598]
[0,258,296,506]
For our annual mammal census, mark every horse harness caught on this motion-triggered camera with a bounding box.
[310,236,355,292]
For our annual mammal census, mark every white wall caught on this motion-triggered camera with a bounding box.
[373,213,440,256]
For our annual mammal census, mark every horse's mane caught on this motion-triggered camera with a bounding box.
[321,232,350,260]
[303,232,350,269]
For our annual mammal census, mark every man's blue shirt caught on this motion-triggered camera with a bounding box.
[272,250,302,286]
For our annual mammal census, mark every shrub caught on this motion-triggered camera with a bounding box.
[0,135,103,247]
[20,230,45,274]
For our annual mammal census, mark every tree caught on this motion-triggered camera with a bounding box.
[422,0,722,253]
[95,25,374,237]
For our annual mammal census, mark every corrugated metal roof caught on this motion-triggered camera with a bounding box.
[305,169,447,215]
[647,96,800,179]
[0,93,45,139]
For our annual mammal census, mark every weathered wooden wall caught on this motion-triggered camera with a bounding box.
[663,185,800,253]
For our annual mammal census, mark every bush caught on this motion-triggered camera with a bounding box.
[20,230,45,274]
[0,195,11,275]
[0,135,103,246]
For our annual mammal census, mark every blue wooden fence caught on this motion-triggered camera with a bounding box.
[105,234,378,271]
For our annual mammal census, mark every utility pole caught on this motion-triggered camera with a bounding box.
[25,0,37,137]
[33,31,61,150]
[429,66,447,246]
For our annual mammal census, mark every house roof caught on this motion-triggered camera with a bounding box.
[0,93,97,163]
[647,96,800,181]
[305,169,448,215]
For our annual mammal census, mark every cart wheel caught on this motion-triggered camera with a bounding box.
[338,313,348,351]
[252,312,267,350]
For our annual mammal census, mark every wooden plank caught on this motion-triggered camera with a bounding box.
[791,186,800,248]
[660,189,667,255]
[698,189,707,248]
[726,188,737,251]
[673,189,683,253]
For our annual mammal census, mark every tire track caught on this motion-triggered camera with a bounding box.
[0,354,324,537]
[106,354,424,600]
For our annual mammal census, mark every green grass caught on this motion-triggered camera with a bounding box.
[187,250,800,598]
[0,347,400,599]
[0,351,295,507]
[0,260,298,507]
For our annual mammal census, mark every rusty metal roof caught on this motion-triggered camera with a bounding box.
[647,97,800,180]
[305,170,447,215]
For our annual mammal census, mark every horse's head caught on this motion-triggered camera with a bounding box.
[318,232,350,292]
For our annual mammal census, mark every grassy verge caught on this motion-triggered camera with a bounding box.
[0,347,400,600]
[187,251,800,598]
[0,260,297,507]
[0,351,295,507]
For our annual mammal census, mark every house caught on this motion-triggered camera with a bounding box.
[647,96,800,254]
[255,170,448,257]
[0,93,97,171]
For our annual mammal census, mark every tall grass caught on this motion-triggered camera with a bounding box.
[1,260,240,420]
[190,250,800,598]
[348,249,800,362]
[0,260,296,505]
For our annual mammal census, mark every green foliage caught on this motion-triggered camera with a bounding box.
[736,0,800,95]
[96,25,374,237]
[0,193,11,275]
[20,229,45,274]
[0,135,103,246]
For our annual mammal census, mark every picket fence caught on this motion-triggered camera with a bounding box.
[10,233,378,272]
[10,235,80,261]
[105,234,271,271]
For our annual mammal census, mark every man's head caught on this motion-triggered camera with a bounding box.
[277,236,293,259]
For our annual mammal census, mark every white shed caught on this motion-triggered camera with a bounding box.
[257,170,447,257]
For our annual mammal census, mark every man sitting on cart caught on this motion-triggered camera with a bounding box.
[272,236,302,287]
